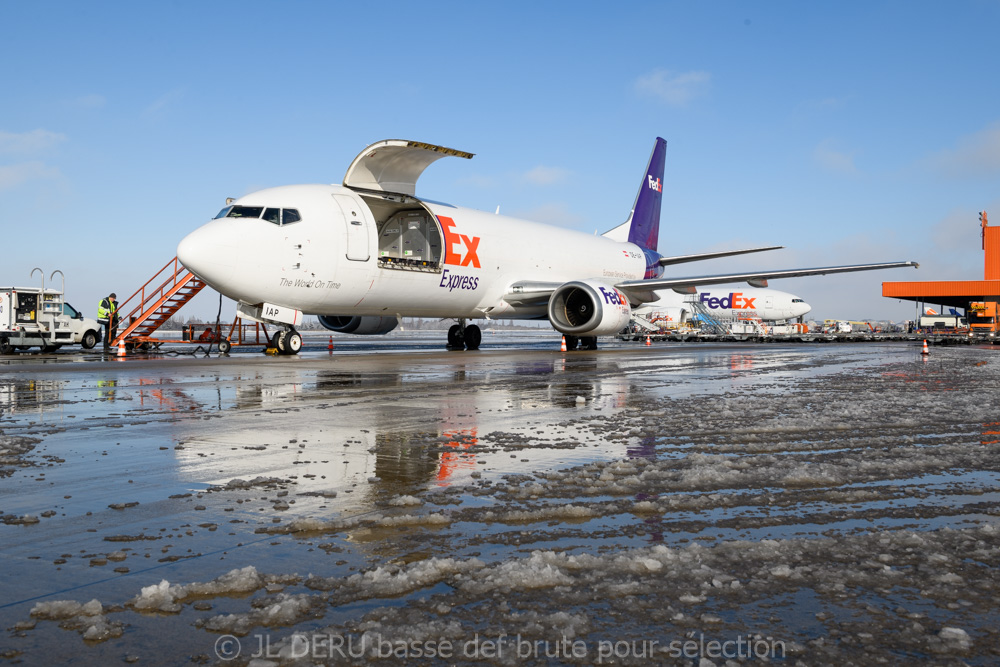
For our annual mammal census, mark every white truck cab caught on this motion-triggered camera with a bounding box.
[0,287,101,354]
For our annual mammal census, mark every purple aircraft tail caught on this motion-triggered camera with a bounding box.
[626,137,667,253]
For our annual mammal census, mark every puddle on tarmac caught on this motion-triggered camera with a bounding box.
[1,341,999,665]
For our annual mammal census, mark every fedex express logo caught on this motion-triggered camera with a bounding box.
[437,216,482,292]
[647,175,662,192]
[600,286,629,307]
[439,216,481,268]
[700,292,756,309]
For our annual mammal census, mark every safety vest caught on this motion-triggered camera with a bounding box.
[97,298,117,321]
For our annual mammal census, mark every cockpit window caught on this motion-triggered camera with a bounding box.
[263,208,281,225]
[792,298,804,303]
[226,206,264,219]
[219,205,300,225]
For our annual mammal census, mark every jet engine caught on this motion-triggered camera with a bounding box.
[547,280,632,336]
[318,316,399,335]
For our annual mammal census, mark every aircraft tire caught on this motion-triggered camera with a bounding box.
[582,336,598,350]
[564,335,579,351]
[285,331,302,355]
[464,324,482,350]
[274,331,287,354]
[447,324,464,349]
[218,339,232,354]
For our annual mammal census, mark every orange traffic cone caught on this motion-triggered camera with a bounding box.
[117,340,125,357]
[921,339,929,355]
[560,336,567,352]
[328,336,334,352]
[645,335,651,346]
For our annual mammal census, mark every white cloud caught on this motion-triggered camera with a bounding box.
[0,161,61,190]
[635,68,711,107]
[0,129,67,155]
[521,165,570,186]
[813,139,858,175]
[927,121,1000,177]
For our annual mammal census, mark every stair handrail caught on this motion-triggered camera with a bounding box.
[112,273,205,345]
[117,257,189,323]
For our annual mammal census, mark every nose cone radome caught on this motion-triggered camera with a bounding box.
[177,221,236,291]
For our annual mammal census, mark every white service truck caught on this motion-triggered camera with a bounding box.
[0,287,101,354]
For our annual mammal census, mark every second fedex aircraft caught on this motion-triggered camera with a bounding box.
[633,287,811,327]
[177,138,916,354]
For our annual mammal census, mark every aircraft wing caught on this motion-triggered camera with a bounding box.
[616,261,920,304]
[657,245,784,266]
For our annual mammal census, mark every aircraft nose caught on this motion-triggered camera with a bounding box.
[177,221,236,289]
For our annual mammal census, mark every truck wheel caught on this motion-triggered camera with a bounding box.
[0,336,12,355]
[218,339,232,354]
[81,330,98,349]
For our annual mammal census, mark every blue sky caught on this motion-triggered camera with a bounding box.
[2,1,999,322]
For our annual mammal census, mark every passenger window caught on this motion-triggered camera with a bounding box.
[282,209,301,225]
[226,206,264,219]
[263,208,281,225]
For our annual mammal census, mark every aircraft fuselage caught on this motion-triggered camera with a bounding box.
[178,184,646,320]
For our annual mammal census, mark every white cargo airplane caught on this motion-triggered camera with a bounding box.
[177,138,917,354]
[633,287,811,327]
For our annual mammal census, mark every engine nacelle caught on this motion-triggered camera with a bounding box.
[318,315,399,336]
[547,280,632,337]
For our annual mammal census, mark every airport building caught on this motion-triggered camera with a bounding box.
[882,212,998,332]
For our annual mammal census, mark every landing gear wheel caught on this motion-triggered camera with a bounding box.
[273,331,287,354]
[582,336,598,350]
[447,324,465,350]
[218,339,232,354]
[464,324,482,350]
[284,331,302,355]
[564,335,579,351]
[0,336,13,355]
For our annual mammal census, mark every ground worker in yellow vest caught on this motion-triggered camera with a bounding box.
[97,293,118,350]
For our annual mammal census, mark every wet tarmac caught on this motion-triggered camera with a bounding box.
[1,334,999,665]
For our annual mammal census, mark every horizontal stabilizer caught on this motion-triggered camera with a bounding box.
[657,245,784,267]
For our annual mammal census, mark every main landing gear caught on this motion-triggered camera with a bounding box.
[271,328,303,355]
[562,335,598,351]
[447,321,481,351]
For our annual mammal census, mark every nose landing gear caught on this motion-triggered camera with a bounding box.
[271,329,303,355]
[447,321,481,351]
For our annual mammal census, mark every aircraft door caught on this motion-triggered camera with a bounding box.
[332,194,371,262]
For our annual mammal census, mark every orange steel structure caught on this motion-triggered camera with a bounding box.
[111,257,206,348]
[883,212,1000,331]
[111,256,270,351]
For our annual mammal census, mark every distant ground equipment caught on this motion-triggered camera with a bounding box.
[0,270,101,354]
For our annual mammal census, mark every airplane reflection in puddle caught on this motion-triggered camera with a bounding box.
[172,365,633,506]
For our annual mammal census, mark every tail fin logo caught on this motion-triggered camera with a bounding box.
[647,175,662,193]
